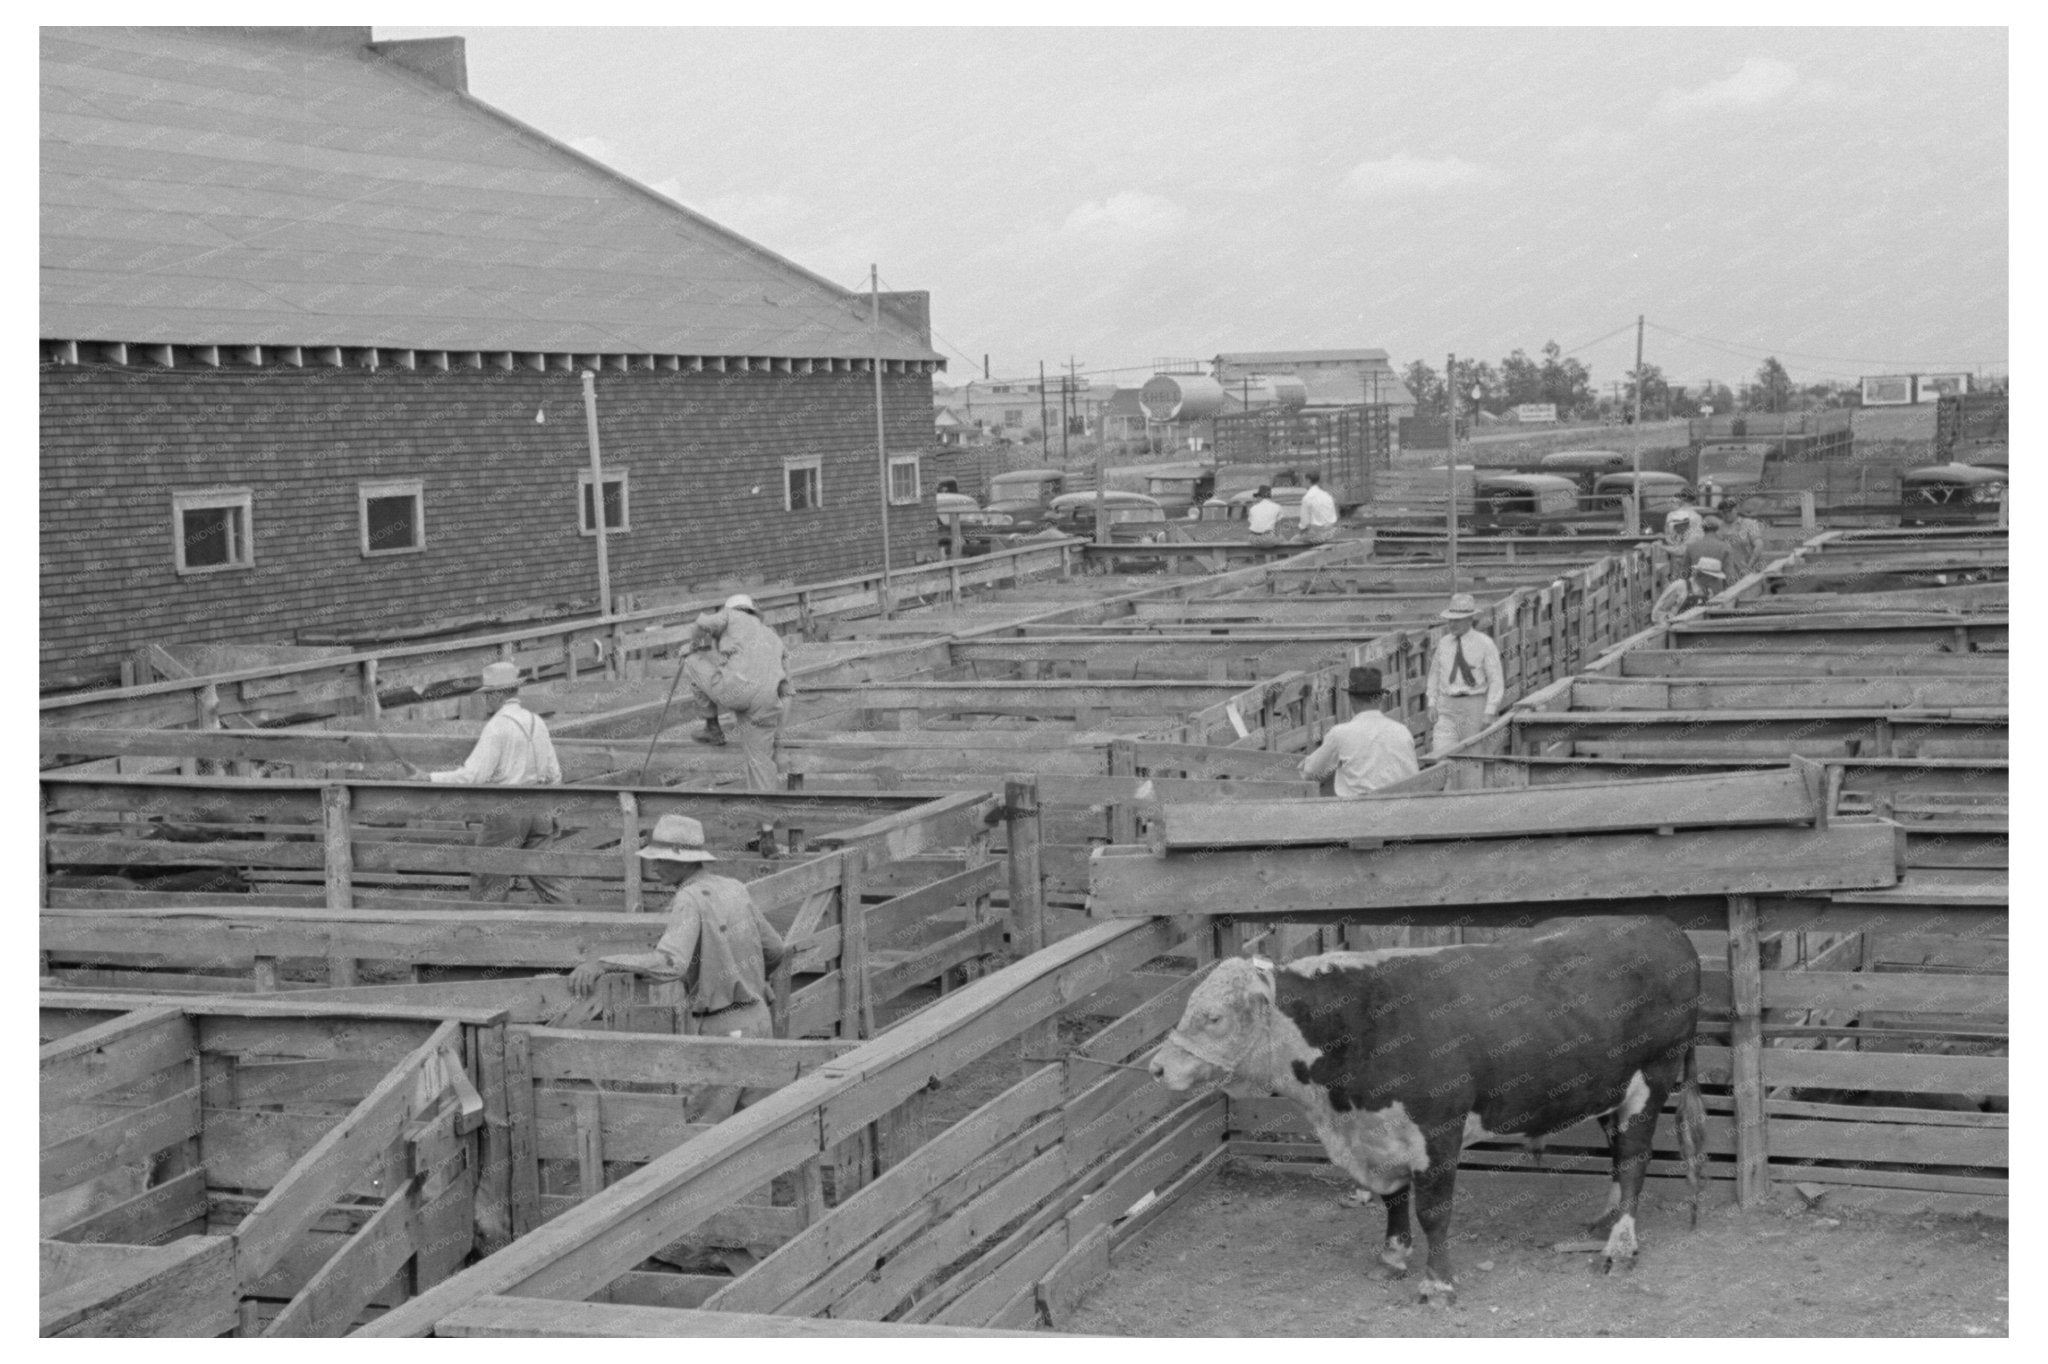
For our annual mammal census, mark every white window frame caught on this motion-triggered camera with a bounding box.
[171,488,255,575]
[783,456,823,512]
[578,468,631,535]
[887,454,922,506]
[358,478,426,557]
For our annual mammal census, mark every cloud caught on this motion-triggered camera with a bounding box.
[1059,192,1187,241]
[1658,58,1824,114]
[1551,125,1638,161]
[1340,154,1495,199]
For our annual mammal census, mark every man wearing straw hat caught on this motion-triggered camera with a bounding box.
[1425,592,1504,759]
[408,661,568,904]
[1654,557,1728,623]
[681,593,791,792]
[568,813,788,1119]
[1299,666,1418,797]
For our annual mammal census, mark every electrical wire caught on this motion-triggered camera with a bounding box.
[1645,321,2003,373]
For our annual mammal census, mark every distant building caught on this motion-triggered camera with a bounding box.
[40,26,941,688]
[943,378,1114,442]
[1213,349,1417,420]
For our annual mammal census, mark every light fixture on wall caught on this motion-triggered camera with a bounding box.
[535,404,547,424]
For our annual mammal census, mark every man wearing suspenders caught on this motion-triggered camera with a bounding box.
[412,661,570,903]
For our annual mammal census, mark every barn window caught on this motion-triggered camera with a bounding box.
[358,479,425,556]
[1004,409,1024,426]
[888,454,921,506]
[578,469,630,534]
[784,456,823,512]
[172,489,254,574]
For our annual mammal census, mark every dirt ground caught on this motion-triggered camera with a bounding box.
[1066,1166,2007,1338]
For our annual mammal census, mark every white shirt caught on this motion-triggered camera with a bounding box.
[1246,498,1282,534]
[431,699,563,785]
[1664,507,1702,543]
[1298,484,1339,529]
[1299,710,1420,798]
[1426,628,1504,714]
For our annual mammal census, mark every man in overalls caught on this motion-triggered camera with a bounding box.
[413,661,568,903]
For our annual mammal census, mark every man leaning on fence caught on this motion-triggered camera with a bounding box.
[568,814,788,1121]
[408,661,569,904]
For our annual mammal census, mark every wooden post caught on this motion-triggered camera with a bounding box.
[323,784,357,986]
[1003,775,1051,1068]
[504,1027,541,1236]
[362,657,381,723]
[1799,490,1817,532]
[619,791,643,913]
[1106,740,1138,845]
[948,557,962,608]
[565,631,580,684]
[1726,893,1769,1207]
[470,1022,515,1255]
[838,847,874,1040]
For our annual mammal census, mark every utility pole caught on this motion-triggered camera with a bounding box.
[1038,361,1050,453]
[1075,358,1107,546]
[1631,314,1645,490]
[1445,352,1460,590]
[579,370,612,618]
[871,266,893,620]
[1060,357,1073,467]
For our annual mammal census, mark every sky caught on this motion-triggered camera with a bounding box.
[379,25,2008,394]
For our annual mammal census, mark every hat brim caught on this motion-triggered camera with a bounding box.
[637,847,718,863]
[1439,608,1478,620]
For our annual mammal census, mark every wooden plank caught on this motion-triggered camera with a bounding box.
[1089,821,1901,917]
[1154,766,1815,850]
[1726,895,1768,1206]
[48,1167,208,1247]
[870,921,1009,1002]
[356,918,1182,1334]
[433,1297,1044,1337]
[264,1178,419,1337]
[41,1084,202,1197]
[40,1006,194,1110]
[41,1235,239,1338]
[532,1091,711,1164]
[231,1019,460,1282]
[522,1029,852,1089]
[1574,676,2005,711]
[1620,649,2005,678]
[701,1067,1066,1315]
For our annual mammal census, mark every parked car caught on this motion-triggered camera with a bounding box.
[1047,490,1169,540]
[1595,471,1692,527]
[1474,473,1583,534]
[1900,463,2006,526]
[1537,449,1629,494]
[1143,468,1217,516]
[985,468,1070,507]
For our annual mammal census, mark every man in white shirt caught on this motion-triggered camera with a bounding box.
[409,661,568,903]
[1245,486,1283,544]
[684,594,792,791]
[1296,471,1339,545]
[1300,666,1419,797]
[1425,593,1505,760]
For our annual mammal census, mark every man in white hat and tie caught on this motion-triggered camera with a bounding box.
[681,594,791,792]
[568,813,787,1120]
[1425,593,1504,761]
[408,662,568,904]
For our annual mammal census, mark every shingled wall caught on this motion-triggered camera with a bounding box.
[40,363,936,687]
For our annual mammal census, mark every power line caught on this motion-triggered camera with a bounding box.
[1645,321,2004,371]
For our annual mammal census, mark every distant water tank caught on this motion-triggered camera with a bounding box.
[1140,373,1226,422]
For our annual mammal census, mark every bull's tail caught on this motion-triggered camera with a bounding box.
[1676,1042,1708,1230]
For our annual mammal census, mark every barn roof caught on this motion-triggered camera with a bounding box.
[40,27,939,363]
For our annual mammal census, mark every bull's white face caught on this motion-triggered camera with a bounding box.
[1151,957,1274,1091]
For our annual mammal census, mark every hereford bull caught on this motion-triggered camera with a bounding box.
[1151,916,1706,1304]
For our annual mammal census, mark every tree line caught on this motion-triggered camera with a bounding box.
[1402,349,1849,424]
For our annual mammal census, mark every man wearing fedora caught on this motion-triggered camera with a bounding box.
[1426,592,1504,763]
[409,662,568,904]
[568,813,787,1121]
[682,593,792,792]
[1299,666,1419,797]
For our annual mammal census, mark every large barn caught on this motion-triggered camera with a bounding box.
[40,26,943,690]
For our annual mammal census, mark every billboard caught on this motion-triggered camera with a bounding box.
[1861,375,1915,406]
[1917,373,1971,401]
[1512,403,1558,423]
